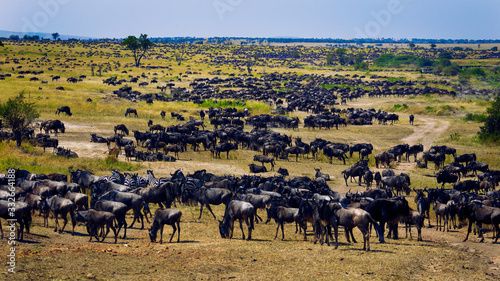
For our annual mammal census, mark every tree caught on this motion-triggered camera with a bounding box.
[430,43,436,49]
[409,42,415,50]
[9,35,19,41]
[0,40,3,47]
[121,34,154,67]
[52,32,60,40]
[0,92,40,147]
[479,96,500,142]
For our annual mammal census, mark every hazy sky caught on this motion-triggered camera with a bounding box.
[0,0,498,39]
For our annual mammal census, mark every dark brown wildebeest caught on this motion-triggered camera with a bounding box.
[249,163,267,174]
[114,124,129,136]
[40,195,76,234]
[0,201,31,241]
[56,106,72,116]
[460,201,500,243]
[253,155,275,171]
[218,200,255,241]
[81,209,118,243]
[149,208,182,243]
[149,124,166,133]
[125,108,138,117]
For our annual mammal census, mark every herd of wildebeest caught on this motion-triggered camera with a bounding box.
[1,41,500,253]
[2,99,500,250]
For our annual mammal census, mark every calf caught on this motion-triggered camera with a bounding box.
[404,209,424,241]
[84,209,118,243]
[433,201,450,232]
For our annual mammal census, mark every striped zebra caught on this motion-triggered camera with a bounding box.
[99,170,125,184]
[124,173,139,189]
[146,170,170,188]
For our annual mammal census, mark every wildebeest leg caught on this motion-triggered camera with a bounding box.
[205,204,217,220]
[274,221,281,240]
[463,220,473,242]
[59,213,69,234]
[169,223,177,243]
[246,217,252,240]
[159,224,164,244]
[238,219,246,240]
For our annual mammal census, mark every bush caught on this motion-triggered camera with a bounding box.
[479,97,500,142]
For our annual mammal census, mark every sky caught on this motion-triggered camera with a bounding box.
[0,0,498,39]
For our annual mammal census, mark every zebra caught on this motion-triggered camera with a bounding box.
[124,173,139,190]
[100,170,125,184]
[146,170,170,188]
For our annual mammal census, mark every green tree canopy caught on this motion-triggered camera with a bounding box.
[0,40,3,47]
[0,92,40,147]
[121,34,154,67]
[52,32,59,40]
[479,96,500,143]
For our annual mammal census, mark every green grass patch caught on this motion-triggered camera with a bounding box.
[463,112,487,122]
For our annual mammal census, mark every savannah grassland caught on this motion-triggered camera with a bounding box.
[1,40,500,280]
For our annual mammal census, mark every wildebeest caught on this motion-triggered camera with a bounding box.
[314,168,330,181]
[407,144,423,162]
[277,167,289,177]
[149,208,182,243]
[214,143,238,159]
[374,151,395,168]
[160,110,166,119]
[466,161,489,176]
[64,191,88,211]
[414,188,431,227]
[182,186,232,219]
[94,200,129,239]
[253,155,275,171]
[433,201,450,232]
[98,190,147,229]
[81,209,118,243]
[249,163,267,174]
[404,209,424,241]
[40,120,65,135]
[454,153,476,166]
[266,203,302,241]
[0,201,31,241]
[90,133,110,145]
[364,197,410,239]
[125,108,138,117]
[40,195,76,234]
[460,201,500,243]
[436,170,458,188]
[316,201,384,251]
[114,124,129,136]
[218,200,255,240]
[149,124,166,133]
[56,106,72,116]
[323,146,346,165]
[409,114,414,125]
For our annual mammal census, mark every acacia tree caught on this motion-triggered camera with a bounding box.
[0,92,40,147]
[121,34,154,67]
[0,40,4,47]
[478,96,500,142]
[52,32,59,40]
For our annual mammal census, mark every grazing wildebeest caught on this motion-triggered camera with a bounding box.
[149,124,166,133]
[181,186,232,219]
[436,170,458,188]
[460,201,500,243]
[56,106,72,116]
[149,208,182,243]
[0,201,31,241]
[253,155,275,171]
[98,190,147,229]
[466,161,489,176]
[218,200,255,240]
[249,163,267,174]
[374,151,395,168]
[94,200,129,239]
[409,114,414,125]
[41,195,76,234]
[124,108,138,117]
[114,124,129,136]
[317,201,384,251]
[323,146,346,164]
[341,165,367,186]
[214,143,238,159]
[82,209,118,243]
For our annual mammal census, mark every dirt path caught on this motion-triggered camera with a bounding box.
[394,116,500,275]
